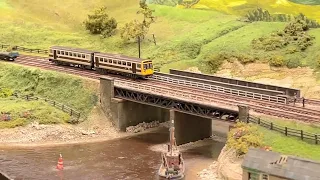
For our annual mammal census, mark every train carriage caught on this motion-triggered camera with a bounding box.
[94,52,153,78]
[49,46,97,69]
[0,51,19,61]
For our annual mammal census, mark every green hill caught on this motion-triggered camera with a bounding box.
[1,0,320,72]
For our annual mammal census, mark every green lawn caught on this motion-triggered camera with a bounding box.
[288,0,320,5]
[0,97,70,128]
[259,127,320,161]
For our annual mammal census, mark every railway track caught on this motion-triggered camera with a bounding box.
[118,80,320,123]
[5,55,320,123]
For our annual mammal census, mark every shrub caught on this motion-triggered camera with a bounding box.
[286,57,301,68]
[269,56,285,67]
[83,6,117,38]
[227,122,264,156]
[237,53,255,64]
[0,88,13,98]
[317,59,320,68]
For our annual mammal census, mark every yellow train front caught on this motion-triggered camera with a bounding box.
[94,52,154,79]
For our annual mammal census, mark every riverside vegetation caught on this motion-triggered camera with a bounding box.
[0,62,98,128]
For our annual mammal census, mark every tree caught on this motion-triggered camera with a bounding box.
[120,0,156,42]
[83,6,117,38]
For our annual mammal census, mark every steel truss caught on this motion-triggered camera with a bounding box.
[114,87,239,121]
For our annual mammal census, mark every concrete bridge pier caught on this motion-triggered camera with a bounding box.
[171,110,212,145]
[100,76,168,131]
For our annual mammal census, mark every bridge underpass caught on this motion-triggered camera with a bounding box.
[100,77,248,145]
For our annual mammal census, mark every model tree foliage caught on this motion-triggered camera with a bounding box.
[120,0,156,42]
[84,6,117,38]
[227,122,264,156]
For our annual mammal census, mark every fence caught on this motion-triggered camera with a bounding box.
[247,116,319,145]
[1,44,48,54]
[12,93,81,123]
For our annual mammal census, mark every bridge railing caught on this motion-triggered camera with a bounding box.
[247,116,319,145]
[114,81,239,110]
[149,74,287,104]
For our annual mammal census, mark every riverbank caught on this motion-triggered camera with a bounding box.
[0,105,168,148]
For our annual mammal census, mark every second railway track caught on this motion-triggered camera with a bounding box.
[6,55,320,123]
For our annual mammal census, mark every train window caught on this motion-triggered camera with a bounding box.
[113,60,117,64]
[65,52,68,56]
[122,62,126,66]
[100,58,103,62]
[104,58,108,62]
[61,51,65,55]
[86,55,89,59]
[143,64,147,70]
[118,61,121,65]
[95,57,99,61]
[137,64,141,69]
[109,59,112,63]
[73,53,77,57]
[82,54,85,58]
[149,63,153,69]
[78,54,81,58]
[127,62,131,66]
[57,51,60,54]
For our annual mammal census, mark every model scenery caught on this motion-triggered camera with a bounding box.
[1,0,320,180]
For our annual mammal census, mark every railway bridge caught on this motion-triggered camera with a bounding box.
[100,77,249,145]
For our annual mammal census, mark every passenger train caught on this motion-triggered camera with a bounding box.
[48,46,154,79]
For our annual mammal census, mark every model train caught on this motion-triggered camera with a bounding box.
[0,51,19,61]
[48,46,154,79]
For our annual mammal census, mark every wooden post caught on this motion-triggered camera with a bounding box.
[70,109,73,116]
[53,101,55,106]
[315,135,318,144]
[270,122,273,130]
[301,130,303,140]
[258,118,260,124]
[285,127,288,136]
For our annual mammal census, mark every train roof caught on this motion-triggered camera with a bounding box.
[95,52,148,63]
[50,46,98,54]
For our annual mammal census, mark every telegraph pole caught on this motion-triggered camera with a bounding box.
[138,36,141,58]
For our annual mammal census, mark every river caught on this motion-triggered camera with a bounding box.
[0,121,230,180]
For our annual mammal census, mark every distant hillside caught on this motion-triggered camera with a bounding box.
[1,0,320,73]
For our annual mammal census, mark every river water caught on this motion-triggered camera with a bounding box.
[0,125,227,180]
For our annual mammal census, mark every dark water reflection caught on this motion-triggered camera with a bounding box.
[0,128,225,180]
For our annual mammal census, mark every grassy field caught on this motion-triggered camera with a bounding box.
[0,62,98,117]
[1,0,320,73]
[259,127,320,161]
[0,97,70,128]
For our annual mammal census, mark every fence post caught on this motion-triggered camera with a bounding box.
[62,104,64,111]
[301,130,303,140]
[70,109,73,116]
[53,101,55,106]
[316,135,318,144]
[285,127,287,136]
[258,118,260,124]
[270,122,273,130]
[26,95,29,100]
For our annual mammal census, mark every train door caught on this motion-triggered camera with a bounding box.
[132,63,136,74]
[53,50,57,59]
[91,53,95,69]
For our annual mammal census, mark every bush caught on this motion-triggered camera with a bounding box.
[227,122,264,156]
[317,59,320,68]
[237,53,255,64]
[269,56,285,67]
[286,57,301,68]
[200,53,226,73]
[0,88,13,98]
[83,6,117,38]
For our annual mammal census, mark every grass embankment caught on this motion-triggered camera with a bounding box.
[257,118,320,161]
[0,62,98,118]
[2,0,320,73]
[0,97,70,128]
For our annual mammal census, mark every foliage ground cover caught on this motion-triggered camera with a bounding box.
[0,62,98,117]
[227,121,320,161]
[0,97,70,128]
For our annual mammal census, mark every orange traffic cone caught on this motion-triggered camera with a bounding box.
[56,154,64,170]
